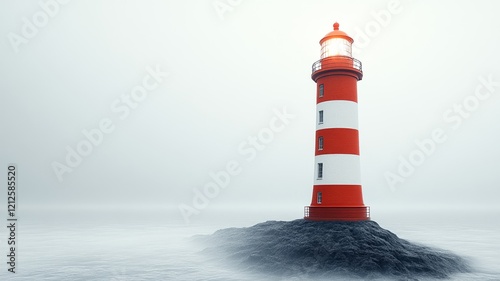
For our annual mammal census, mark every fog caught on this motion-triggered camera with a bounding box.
[1,0,500,225]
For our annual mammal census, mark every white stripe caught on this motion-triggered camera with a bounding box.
[314,154,361,185]
[316,100,358,130]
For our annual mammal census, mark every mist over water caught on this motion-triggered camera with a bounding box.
[1,207,499,280]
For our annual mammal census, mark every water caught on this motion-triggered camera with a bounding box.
[1,207,499,280]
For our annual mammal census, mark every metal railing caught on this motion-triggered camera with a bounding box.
[312,56,362,73]
[304,205,370,220]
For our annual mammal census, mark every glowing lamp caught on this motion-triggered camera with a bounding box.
[320,22,353,58]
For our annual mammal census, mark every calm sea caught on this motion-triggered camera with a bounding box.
[1,207,499,280]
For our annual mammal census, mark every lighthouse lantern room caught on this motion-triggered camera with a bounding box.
[304,22,370,221]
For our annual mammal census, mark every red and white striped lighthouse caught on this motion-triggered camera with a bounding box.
[304,22,370,221]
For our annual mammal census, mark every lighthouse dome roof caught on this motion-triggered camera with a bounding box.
[319,22,354,44]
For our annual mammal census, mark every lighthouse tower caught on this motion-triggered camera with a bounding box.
[304,22,370,221]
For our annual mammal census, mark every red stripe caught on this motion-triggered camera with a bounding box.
[310,184,365,207]
[316,75,358,103]
[315,128,359,155]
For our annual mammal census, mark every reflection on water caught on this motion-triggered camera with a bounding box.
[1,207,499,280]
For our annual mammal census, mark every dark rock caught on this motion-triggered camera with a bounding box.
[194,219,471,279]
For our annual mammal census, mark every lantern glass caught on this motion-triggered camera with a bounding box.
[320,38,352,58]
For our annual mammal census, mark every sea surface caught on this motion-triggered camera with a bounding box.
[1,207,499,280]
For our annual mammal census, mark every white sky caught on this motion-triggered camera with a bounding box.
[1,0,500,222]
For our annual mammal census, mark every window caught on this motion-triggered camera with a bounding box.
[318,110,324,124]
[319,84,324,97]
[317,192,322,204]
[318,136,324,150]
[317,163,323,179]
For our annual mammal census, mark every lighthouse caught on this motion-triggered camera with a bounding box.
[304,22,370,221]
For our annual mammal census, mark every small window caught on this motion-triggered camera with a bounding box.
[318,136,324,150]
[317,163,323,179]
[317,192,322,204]
[319,84,324,97]
[318,110,324,124]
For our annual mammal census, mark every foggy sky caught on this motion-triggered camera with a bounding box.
[1,0,499,223]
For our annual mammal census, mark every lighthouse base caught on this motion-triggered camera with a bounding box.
[304,206,370,221]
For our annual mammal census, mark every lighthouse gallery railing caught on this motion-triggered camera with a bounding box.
[312,56,362,73]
